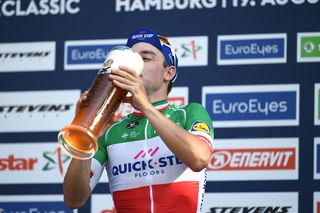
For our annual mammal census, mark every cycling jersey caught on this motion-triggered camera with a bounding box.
[89,100,214,213]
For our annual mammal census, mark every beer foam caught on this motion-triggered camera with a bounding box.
[107,47,144,75]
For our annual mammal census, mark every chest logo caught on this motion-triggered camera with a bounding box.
[126,121,139,129]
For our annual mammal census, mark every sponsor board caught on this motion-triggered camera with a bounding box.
[0,195,77,213]
[0,142,72,184]
[169,36,208,66]
[0,90,80,132]
[217,33,286,65]
[64,39,126,70]
[315,138,320,180]
[202,84,299,127]
[0,0,81,17]
[297,32,320,62]
[315,83,320,125]
[0,41,55,72]
[202,192,298,213]
[91,194,115,213]
[314,192,320,213]
[207,138,299,181]
[114,86,189,120]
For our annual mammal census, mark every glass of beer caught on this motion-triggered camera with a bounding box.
[58,46,144,160]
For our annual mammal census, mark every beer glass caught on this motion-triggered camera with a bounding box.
[58,46,144,160]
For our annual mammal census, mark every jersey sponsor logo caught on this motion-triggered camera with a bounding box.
[297,32,320,62]
[0,195,77,213]
[64,39,126,70]
[126,120,139,129]
[217,33,286,65]
[314,138,320,179]
[191,121,210,134]
[0,90,80,132]
[208,148,295,170]
[206,138,298,181]
[315,84,320,125]
[0,41,55,72]
[202,84,299,127]
[111,147,182,178]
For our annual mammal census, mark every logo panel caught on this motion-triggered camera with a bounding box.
[217,33,286,65]
[315,138,320,180]
[0,90,80,132]
[315,83,320,125]
[297,32,320,62]
[202,84,299,127]
[207,138,299,181]
[0,41,55,72]
[169,36,208,66]
[203,192,298,213]
[0,143,72,184]
[64,39,126,70]
[0,195,77,213]
[314,192,320,213]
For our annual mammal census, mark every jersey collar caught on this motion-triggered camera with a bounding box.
[132,100,169,116]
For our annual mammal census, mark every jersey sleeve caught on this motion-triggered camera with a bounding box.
[184,103,214,152]
[89,133,108,191]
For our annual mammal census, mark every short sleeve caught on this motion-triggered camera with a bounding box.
[184,103,214,151]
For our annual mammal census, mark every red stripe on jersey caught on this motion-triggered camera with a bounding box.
[113,181,199,213]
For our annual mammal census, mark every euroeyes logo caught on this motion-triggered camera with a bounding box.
[202,84,299,128]
[217,33,286,65]
[64,39,126,70]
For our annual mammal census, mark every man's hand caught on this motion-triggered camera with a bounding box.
[108,65,152,112]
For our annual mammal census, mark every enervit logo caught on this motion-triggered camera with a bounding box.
[297,32,320,62]
[0,90,80,132]
[0,41,55,72]
[206,138,299,181]
[315,84,320,125]
[202,84,299,127]
[169,36,208,66]
[115,86,188,120]
[0,143,71,184]
[91,194,115,213]
[314,192,320,213]
[0,195,77,213]
[64,39,126,70]
[217,33,286,65]
[202,192,298,213]
[315,138,320,180]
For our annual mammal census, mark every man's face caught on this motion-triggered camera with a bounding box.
[132,42,167,95]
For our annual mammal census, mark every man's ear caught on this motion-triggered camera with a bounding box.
[164,66,176,82]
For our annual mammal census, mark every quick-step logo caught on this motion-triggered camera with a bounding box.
[217,33,286,65]
[315,84,320,125]
[202,84,299,128]
[64,39,126,70]
[206,138,299,181]
[297,32,320,63]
